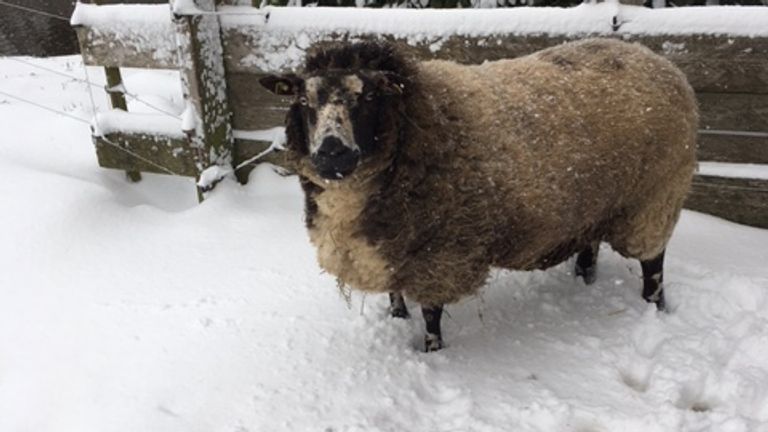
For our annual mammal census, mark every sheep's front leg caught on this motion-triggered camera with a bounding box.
[575,241,599,285]
[640,250,666,311]
[389,292,410,319]
[422,304,444,352]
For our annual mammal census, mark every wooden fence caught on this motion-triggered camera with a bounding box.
[71,2,768,228]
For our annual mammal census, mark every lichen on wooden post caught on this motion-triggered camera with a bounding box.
[171,0,234,201]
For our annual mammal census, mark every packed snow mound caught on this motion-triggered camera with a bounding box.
[1,56,767,432]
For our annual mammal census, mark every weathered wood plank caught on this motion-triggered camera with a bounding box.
[227,72,290,131]
[223,31,768,93]
[227,73,768,148]
[73,25,180,70]
[628,35,768,94]
[685,175,768,228]
[698,93,768,133]
[698,134,768,165]
[77,26,768,94]
[73,4,768,93]
[94,133,198,177]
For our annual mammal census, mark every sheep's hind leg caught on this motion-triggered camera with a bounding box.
[640,250,666,311]
[575,241,599,285]
[389,292,410,319]
[422,304,444,352]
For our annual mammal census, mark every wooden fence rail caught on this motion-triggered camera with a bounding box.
[71,2,768,227]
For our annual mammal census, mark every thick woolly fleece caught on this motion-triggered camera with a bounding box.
[291,38,698,307]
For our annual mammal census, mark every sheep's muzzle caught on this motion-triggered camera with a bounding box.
[311,135,361,179]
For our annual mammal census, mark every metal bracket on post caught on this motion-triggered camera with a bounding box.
[171,0,234,202]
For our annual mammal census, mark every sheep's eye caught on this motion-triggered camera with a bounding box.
[298,96,308,106]
[364,92,375,102]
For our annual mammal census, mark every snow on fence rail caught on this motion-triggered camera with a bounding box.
[71,1,768,227]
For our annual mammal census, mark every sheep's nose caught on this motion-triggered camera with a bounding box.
[311,136,360,180]
[316,136,348,157]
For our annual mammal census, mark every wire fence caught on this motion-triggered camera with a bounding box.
[0,0,71,22]
[0,88,190,177]
[7,57,182,119]
[1,0,766,192]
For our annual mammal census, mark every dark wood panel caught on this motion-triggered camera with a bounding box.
[224,31,768,93]
[685,175,768,228]
[224,73,768,150]
[632,35,768,94]
[698,93,768,132]
[227,72,290,131]
[74,26,179,70]
[698,134,768,164]
[233,138,291,183]
[94,133,198,177]
[77,17,768,93]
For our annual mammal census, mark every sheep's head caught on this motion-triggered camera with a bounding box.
[259,41,412,181]
[260,69,404,180]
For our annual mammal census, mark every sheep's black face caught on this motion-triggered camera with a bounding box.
[260,71,401,180]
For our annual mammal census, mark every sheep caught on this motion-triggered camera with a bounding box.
[259,38,698,352]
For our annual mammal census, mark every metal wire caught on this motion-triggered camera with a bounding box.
[80,56,100,126]
[0,89,92,124]
[0,0,71,22]
[80,58,189,179]
[97,134,189,178]
[234,140,282,171]
[7,57,181,120]
[1,0,256,184]
[5,0,766,188]
[0,89,192,179]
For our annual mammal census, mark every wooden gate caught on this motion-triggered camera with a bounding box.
[72,2,768,227]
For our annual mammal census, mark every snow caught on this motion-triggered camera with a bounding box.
[70,3,173,28]
[93,109,185,138]
[234,3,768,37]
[171,0,208,16]
[180,100,198,132]
[618,6,768,37]
[698,162,768,181]
[71,3,178,67]
[71,2,768,38]
[2,55,768,432]
[234,126,287,148]
[69,3,768,74]
[197,163,231,190]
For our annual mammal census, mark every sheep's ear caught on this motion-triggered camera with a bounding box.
[259,74,302,95]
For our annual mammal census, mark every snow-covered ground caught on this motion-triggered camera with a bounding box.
[1,56,767,432]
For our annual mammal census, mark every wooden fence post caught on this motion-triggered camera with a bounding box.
[171,0,234,201]
[90,0,141,183]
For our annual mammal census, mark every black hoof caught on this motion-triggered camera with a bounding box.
[389,292,410,319]
[641,251,666,312]
[575,243,599,285]
[644,292,666,312]
[391,306,410,319]
[424,333,444,352]
[421,304,444,352]
[575,264,597,285]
